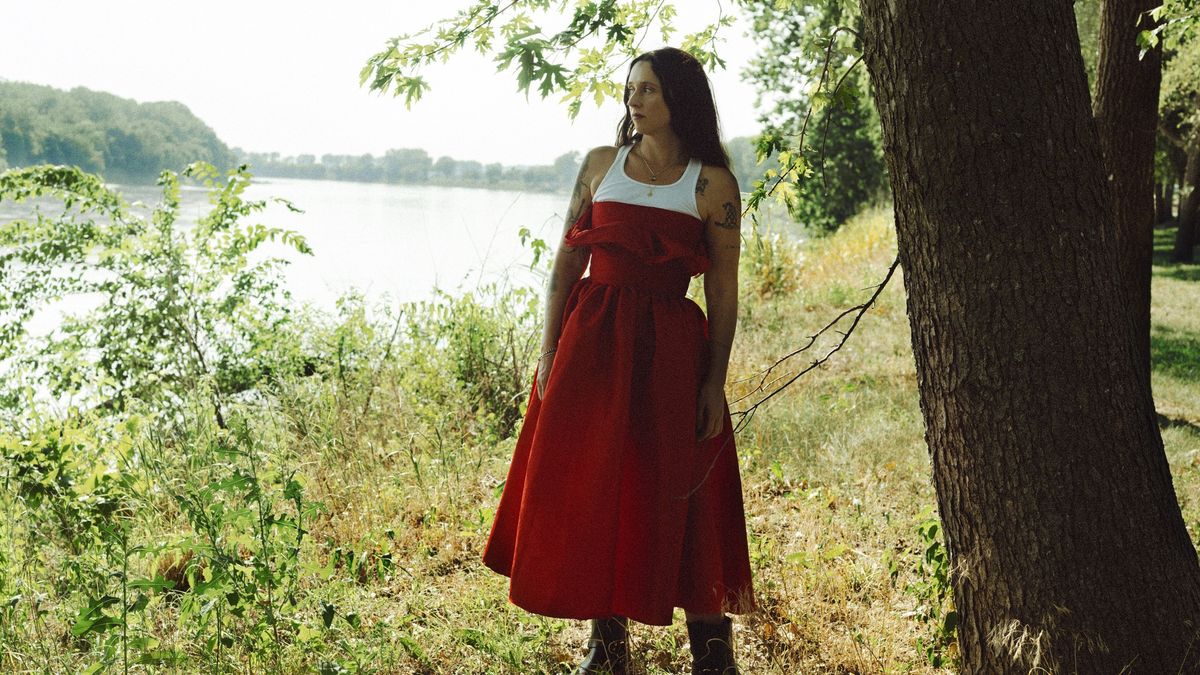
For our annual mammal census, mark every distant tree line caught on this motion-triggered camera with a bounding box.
[236,147,585,192]
[241,137,765,195]
[0,80,235,181]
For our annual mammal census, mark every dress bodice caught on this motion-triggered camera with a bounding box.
[563,201,709,298]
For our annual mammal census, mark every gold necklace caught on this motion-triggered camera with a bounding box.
[633,144,681,197]
[633,144,681,181]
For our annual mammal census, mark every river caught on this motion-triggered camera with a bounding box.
[110,177,568,310]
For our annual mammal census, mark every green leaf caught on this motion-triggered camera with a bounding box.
[398,635,426,663]
[71,595,121,636]
[942,610,958,633]
[128,576,175,592]
[127,593,149,614]
[284,477,303,502]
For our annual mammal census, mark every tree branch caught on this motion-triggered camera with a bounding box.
[747,25,866,213]
[1161,118,1187,148]
[730,254,899,433]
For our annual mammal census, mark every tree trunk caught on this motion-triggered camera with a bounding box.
[1155,181,1167,223]
[1093,0,1161,377]
[1162,179,1176,222]
[1172,133,1200,262]
[856,1,1200,671]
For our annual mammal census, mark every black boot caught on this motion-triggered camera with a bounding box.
[686,616,738,675]
[576,615,629,674]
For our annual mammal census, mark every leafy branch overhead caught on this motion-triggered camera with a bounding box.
[363,1,878,227]
[361,0,733,117]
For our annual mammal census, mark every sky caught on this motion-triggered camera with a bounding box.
[0,1,764,166]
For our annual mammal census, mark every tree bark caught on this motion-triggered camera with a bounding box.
[856,1,1200,671]
[1094,0,1161,375]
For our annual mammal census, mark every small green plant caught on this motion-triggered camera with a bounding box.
[904,512,959,668]
[142,411,324,672]
[70,519,185,674]
[1,413,187,672]
[740,214,804,300]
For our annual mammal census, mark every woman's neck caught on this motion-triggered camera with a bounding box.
[636,133,686,168]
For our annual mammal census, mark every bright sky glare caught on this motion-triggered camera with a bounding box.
[0,2,763,166]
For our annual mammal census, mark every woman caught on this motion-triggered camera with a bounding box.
[482,47,753,675]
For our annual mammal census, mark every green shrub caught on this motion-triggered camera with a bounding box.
[0,162,311,426]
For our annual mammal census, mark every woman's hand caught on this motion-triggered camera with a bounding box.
[536,351,556,400]
[695,379,727,441]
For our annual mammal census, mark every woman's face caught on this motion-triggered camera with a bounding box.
[626,60,670,136]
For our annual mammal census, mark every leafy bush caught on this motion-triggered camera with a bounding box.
[903,513,959,668]
[0,162,311,425]
[402,285,542,440]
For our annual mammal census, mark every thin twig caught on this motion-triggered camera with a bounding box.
[819,54,864,195]
[731,255,899,433]
[408,1,521,64]
[751,25,864,216]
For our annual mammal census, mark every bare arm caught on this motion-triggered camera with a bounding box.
[695,167,742,439]
[537,148,603,395]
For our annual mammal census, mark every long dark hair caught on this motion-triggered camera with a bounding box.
[615,47,730,170]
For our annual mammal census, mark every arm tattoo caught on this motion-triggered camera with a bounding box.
[565,182,586,225]
[565,153,592,226]
[559,153,592,256]
[715,202,739,230]
[695,176,709,196]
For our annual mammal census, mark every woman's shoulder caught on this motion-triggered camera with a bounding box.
[581,145,621,191]
[697,162,738,190]
[583,145,620,166]
[695,163,740,204]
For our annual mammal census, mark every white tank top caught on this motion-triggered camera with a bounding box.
[593,143,703,220]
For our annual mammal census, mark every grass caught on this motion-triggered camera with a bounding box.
[1150,223,1200,559]
[2,209,1198,673]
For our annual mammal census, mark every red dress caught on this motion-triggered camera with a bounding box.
[482,200,755,626]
